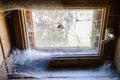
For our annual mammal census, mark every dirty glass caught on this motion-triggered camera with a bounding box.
[26,9,103,54]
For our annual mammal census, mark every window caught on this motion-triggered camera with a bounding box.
[24,8,106,57]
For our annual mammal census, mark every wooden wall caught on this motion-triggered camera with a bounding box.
[115,19,120,74]
[0,39,4,67]
[0,13,11,59]
[103,0,120,60]
[113,0,120,74]
[0,12,11,80]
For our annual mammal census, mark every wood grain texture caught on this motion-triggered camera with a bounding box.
[0,38,4,66]
[8,61,119,80]
[0,12,10,80]
[0,0,116,12]
[115,20,120,74]
[0,13,11,59]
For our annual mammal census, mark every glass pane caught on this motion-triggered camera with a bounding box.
[26,9,103,54]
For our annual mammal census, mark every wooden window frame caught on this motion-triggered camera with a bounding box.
[10,6,110,66]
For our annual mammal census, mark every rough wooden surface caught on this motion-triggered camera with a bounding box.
[0,0,119,12]
[0,12,11,80]
[0,13,11,59]
[115,20,120,74]
[0,39,4,66]
[115,37,120,74]
[8,61,120,80]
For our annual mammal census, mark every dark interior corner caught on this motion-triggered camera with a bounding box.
[0,0,120,80]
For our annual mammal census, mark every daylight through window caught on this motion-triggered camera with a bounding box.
[25,9,104,55]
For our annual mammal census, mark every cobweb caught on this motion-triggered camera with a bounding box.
[0,48,119,79]
[0,0,63,12]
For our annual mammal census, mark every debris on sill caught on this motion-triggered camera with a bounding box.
[0,48,119,80]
